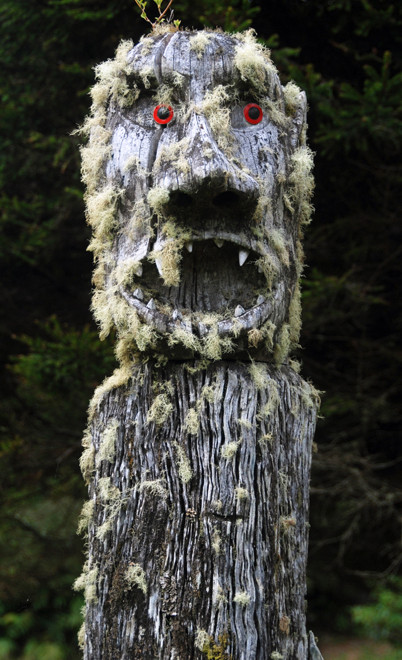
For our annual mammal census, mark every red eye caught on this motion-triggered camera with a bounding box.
[153,105,174,125]
[244,103,263,125]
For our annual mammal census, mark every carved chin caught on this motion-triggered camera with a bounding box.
[119,237,284,350]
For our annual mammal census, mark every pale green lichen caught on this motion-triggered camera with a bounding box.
[280,515,297,534]
[255,253,280,290]
[147,185,170,216]
[283,81,303,115]
[221,440,241,460]
[249,361,269,390]
[235,487,249,501]
[201,85,232,152]
[258,378,280,419]
[147,386,173,426]
[98,476,121,502]
[185,407,200,435]
[86,184,122,239]
[88,365,132,421]
[234,30,275,90]
[97,418,119,464]
[237,417,253,430]
[168,326,201,353]
[153,138,191,175]
[288,284,302,348]
[73,562,98,604]
[149,220,191,286]
[190,32,212,58]
[259,432,274,447]
[77,622,85,650]
[77,499,95,536]
[195,628,210,652]
[274,323,290,365]
[286,146,315,225]
[269,228,290,267]
[125,563,147,595]
[212,530,221,554]
[138,479,168,498]
[185,383,217,434]
[233,591,251,607]
[174,442,192,484]
[80,444,95,484]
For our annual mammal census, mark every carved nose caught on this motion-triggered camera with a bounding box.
[168,189,245,211]
[164,184,257,227]
[153,113,259,224]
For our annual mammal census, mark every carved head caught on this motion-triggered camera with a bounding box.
[82,29,313,363]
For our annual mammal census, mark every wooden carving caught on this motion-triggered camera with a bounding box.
[76,28,322,659]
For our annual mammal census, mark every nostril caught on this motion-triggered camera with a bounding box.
[170,191,193,208]
[213,191,240,207]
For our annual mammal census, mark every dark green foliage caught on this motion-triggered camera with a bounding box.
[0,0,401,654]
[352,577,402,646]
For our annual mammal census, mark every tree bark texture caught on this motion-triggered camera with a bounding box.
[77,28,322,659]
[84,361,318,659]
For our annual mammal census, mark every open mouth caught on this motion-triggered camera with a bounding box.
[120,236,279,342]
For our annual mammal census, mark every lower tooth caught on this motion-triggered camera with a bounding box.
[147,298,156,310]
[235,305,245,317]
[257,294,265,304]
[134,288,144,300]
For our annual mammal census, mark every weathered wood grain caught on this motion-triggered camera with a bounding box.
[84,361,318,659]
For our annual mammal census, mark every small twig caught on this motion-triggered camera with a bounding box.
[156,0,173,24]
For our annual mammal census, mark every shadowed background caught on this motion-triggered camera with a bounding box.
[0,0,401,657]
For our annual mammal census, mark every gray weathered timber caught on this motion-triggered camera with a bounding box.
[76,27,322,660]
[85,361,318,659]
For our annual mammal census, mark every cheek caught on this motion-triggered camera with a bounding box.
[233,130,281,190]
[108,124,154,184]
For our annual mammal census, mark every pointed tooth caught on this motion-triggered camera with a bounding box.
[147,298,156,310]
[134,264,143,277]
[214,239,224,248]
[257,294,265,305]
[155,257,163,277]
[234,305,245,317]
[239,249,250,267]
[185,241,193,253]
[133,288,144,300]
[172,310,183,321]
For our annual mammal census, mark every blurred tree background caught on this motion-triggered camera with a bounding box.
[0,0,401,657]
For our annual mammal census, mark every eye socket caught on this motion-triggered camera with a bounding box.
[153,104,174,125]
[244,103,263,125]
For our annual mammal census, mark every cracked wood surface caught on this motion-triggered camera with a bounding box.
[84,361,318,659]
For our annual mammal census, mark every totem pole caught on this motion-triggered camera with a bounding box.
[75,27,323,659]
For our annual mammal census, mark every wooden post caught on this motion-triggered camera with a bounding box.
[76,28,323,659]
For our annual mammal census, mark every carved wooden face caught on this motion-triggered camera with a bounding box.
[84,30,313,361]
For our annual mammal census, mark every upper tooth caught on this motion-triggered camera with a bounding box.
[235,305,245,317]
[214,239,224,248]
[239,249,250,266]
[134,264,143,277]
[147,298,156,310]
[134,288,144,300]
[185,241,193,253]
[155,257,163,277]
[257,294,265,304]
[172,310,182,321]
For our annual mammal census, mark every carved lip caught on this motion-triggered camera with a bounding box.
[120,235,278,340]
